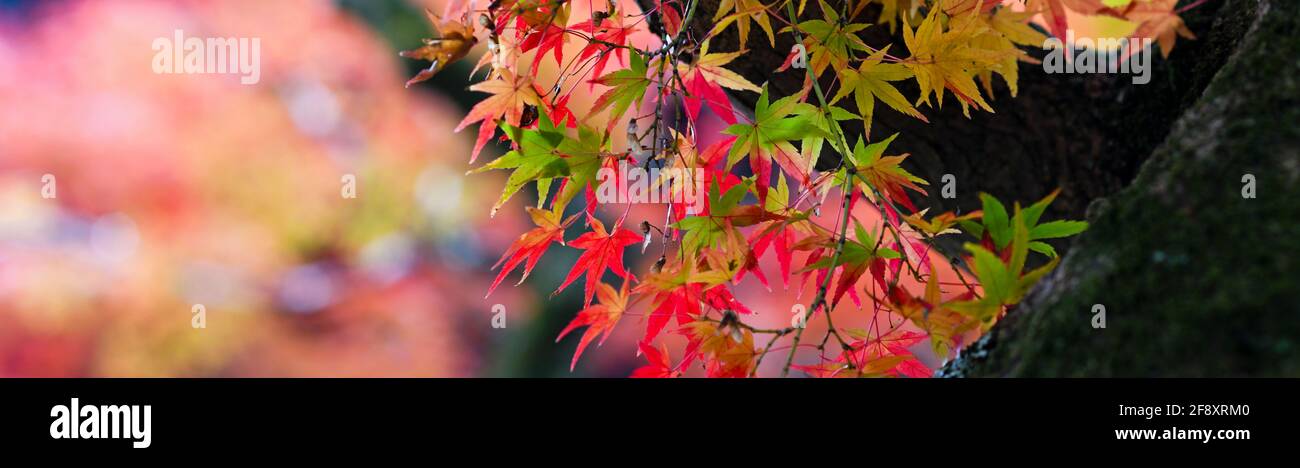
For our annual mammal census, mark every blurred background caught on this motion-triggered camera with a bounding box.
[0,0,577,376]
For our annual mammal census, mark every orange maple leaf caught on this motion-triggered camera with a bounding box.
[555,215,642,306]
[456,69,546,163]
[556,280,634,370]
[1126,0,1196,58]
[486,207,576,298]
[630,342,678,378]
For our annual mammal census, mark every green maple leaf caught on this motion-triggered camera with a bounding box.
[551,124,607,212]
[785,0,871,77]
[830,46,927,137]
[797,218,899,307]
[590,52,650,127]
[799,104,858,166]
[845,133,927,211]
[723,85,830,201]
[966,190,1089,256]
[950,197,1083,325]
[474,112,593,216]
[674,179,751,255]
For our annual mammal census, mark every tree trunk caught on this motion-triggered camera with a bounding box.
[942,0,1300,377]
[648,0,1300,376]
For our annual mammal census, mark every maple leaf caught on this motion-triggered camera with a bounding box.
[831,46,927,137]
[457,69,546,163]
[630,342,678,378]
[401,9,478,88]
[674,177,774,256]
[723,85,829,203]
[798,220,901,308]
[515,1,571,72]
[571,7,635,88]
[494,0,565,29]
[556,280,634,370]
[902,209,982,237]
[698,228,763,286]
[711,0,777,47]
[678,320,757,377]
[964,190,1087,257]
[847,133,928,211]
[633,258,732,343]
[742,175,810,289]
[949,195,1084,326]
[833,329,932,377]
[882,264,979,356]
[987,5,1050,48]
[874,0,923,32]
[901,7,1015,116]
[785,0,871,77]
[796,103,861,174]
[974,6,1049,98]
[676,42,762,125]
[1125,0,1196,58]
[471,111,569,216]
[1027,0,1119,42]
[547,93,576,129]
[550,124,608,212]
[487,207,576,298]
[938,0,1002,16]
[589,52,650,127]
[556,214,642,306]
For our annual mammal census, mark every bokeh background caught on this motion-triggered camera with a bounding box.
[1,0,1105,377]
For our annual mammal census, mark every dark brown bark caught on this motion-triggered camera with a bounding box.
[942,0,1300,377]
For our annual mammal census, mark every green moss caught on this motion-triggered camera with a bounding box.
[951,0,1300,377]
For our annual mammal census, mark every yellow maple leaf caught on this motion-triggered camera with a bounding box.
[1126,0,1196,58]
[711,0,777,47]
[901,7,1017,116]
[831,46,927,136]
[674,41,763,93]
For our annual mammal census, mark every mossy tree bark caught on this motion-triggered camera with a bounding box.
[645,0,1300,376]
[943,0,1300,377]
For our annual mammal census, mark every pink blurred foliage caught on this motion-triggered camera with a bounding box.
[0,0,533,376]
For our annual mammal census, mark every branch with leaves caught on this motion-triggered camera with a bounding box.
[401,0,1196,377]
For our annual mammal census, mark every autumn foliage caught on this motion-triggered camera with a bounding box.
[403,0,1196,377]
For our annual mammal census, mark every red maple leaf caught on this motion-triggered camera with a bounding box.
[549,93,577,128]
[455,69,545,163]
[794,330,931,378]
[517,14,567,72]
[639,282,701,344]
[555,214,641,306]
[556,280,633,370]
[842,330,932,378]
[682,68,737,125]
[630,342,677,378]
[486,207,576,298]
[571,10,634,89]
[676,47,761,125]
[745,222,796,289]
[633,258,734,343]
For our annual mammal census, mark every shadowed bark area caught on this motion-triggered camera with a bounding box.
[640,0,1299,376]
[941,0,1300,376]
